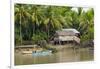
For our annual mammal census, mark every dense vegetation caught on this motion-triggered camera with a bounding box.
[14,4,94,46]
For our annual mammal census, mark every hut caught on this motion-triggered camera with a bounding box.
[54,29,80,45]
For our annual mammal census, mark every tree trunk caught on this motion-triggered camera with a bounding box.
[20,13,22,45]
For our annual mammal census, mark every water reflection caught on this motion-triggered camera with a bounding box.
[15,47,94,65]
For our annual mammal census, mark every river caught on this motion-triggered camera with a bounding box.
[15,46,94,65]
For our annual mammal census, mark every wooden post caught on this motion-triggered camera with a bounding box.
[59,40,61,45]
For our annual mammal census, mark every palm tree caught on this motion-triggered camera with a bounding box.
[15,4,23,45]
[15,4,31,45]
[30,5,44,35]
[43,6,63,42]
[84,8,94,40]
[14,4,94,44]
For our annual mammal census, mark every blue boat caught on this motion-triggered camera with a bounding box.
[32,50,52,56]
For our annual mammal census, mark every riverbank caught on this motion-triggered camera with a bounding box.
[15,43,94,54]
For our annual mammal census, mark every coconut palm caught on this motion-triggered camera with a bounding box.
[43,6,63,42]
[15,4,31,45]
[14,4,94,45]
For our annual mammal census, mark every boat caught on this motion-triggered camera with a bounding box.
[32,50,52,56]
[22,51,32,54]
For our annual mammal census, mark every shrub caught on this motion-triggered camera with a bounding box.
[32,32,47,46]
[37,40,47,48]
[15,34,21,45]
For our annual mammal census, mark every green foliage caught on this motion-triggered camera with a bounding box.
[15,34,21,45]
[32,34,43,44]
[32,32,48,44]
[14,4,94,45]
[38,40,47,48]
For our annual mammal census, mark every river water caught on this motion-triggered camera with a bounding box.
[15,47,94,65]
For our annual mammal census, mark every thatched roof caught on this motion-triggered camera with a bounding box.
[55,29,80,36]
